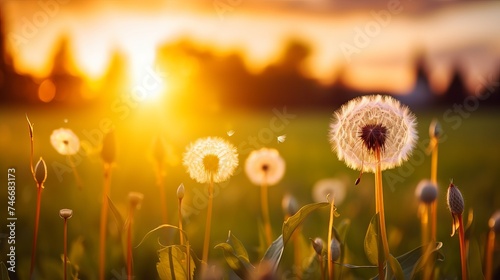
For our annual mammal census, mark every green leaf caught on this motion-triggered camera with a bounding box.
[364,213,380,265]
[157,245,195,280]
[0,262,10,280]
[226,231,250,263]
[261,235,284,273]
[409,242,444,279]
[215,232,255,279]
[386,254,404,280]
[107,196,125,233]
[215,242,255,279]
[282,202,329,245]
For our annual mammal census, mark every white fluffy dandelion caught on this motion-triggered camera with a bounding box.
[329,95,417,173]
[183,137,238,184]
[50,128,80,155]
[312,178,346,206]
[245,148,285,187]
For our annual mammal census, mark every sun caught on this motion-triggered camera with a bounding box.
[129,64,169,103]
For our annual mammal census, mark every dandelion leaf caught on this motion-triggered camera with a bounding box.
[282,202,329,245]
[386,254,404,280]
[261,235,284,274]
[157,245,195,280]
[259,202,329,276]
[0,262,9,280]
[364,213,380,265]
[215,231,255,279]
[107,196,125,233]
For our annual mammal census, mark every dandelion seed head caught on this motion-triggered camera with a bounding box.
[245,148,285,186]
[128,192,144,210]
[312,178,346,206]
[183,137,238,184]
[50,128,80,156]
[329,95,418,172]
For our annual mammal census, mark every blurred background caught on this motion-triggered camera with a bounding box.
[1,0,500,279]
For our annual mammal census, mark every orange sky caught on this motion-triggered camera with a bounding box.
[2,0,500,94]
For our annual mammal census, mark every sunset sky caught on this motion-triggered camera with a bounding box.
[2,0,500,94]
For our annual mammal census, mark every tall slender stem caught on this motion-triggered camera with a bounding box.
[319,255,325,280]
[127,208,134,280]
[99,164,112,280]
[63,218,68,280]
[485,230,495,280]
[375,148,390,276]
[458,215,468,280]
[327,200,335,280]
[30,186,43,277]
[202,175,214,270]
[292,229,302,279]
[178,198,184,245]
[430,140,438,243]
[261,182,272,247]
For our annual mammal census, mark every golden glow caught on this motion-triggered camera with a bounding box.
[4,2,500,95]
[38,79,56,103]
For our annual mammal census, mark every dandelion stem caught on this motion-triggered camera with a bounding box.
[187,242,191,280]
[127,208,134,280]
[30,185,43,277]
[178,197,184,245]
[99,164,112,280]
[327,198,335,280]
[318,255,325,280]
[458,214,468,280]
[67,155,83,190]
[63,218,68,280]
[430,138,438,243]
[202,174,214,271]
[375,148,390,276]
[261,182,273,247]
[485,229,495,280]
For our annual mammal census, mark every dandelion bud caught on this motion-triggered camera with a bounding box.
[34,157,47,186]
[282,193,299,217]
[415,180,438,204]
[429,119,443,139]
[447,182,464,215]
[330,237,341,262]
[177,183,185,200]
[128,192,144,210]
[59,209,73,219]
[101,131,116,164]
[310,237,324,256]
[489,210,500,233]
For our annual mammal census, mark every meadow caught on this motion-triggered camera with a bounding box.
[0,101,499,279]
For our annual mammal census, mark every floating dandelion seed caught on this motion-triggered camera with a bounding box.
[312,178,346,206]
[245,148,285,186]
[329,95,417,173]
[50,128,80,155]
[277,134,286,143]
[227,130,235,137]
[183,137,238,184]
[63,118,68,124]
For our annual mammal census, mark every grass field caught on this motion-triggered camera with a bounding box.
[1,101,500,279]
